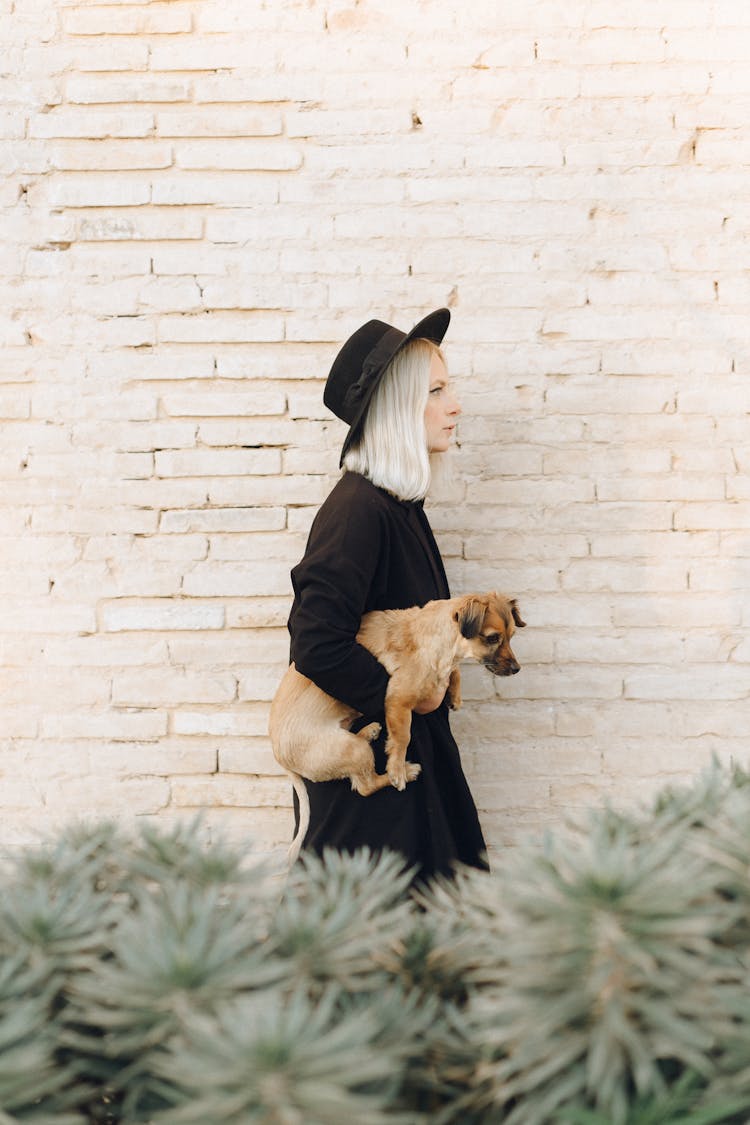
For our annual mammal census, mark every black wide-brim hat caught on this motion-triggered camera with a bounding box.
[324,307,451,466]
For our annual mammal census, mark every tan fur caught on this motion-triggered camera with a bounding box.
[270,592,525,862]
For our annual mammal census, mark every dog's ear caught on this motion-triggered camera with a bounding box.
[455,597,486,640]
[510,599,526,629]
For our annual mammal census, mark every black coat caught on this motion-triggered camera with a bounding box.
[287,470,489,881]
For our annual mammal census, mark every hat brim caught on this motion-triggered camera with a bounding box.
[339,307,451,465]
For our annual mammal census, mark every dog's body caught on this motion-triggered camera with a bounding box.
[270,592,525,862]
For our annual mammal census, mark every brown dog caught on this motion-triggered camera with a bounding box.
[270,592,525,862]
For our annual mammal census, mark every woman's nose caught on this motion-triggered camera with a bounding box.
[448,392,461,416]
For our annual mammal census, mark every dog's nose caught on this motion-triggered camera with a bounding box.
[509,661,520,675]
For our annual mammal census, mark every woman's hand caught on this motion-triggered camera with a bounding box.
[413,687,446,714]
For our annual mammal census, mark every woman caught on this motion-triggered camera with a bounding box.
[286,307,488,881]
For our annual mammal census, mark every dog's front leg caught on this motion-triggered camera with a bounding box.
[383,687,421,791]
[446,667,462,710]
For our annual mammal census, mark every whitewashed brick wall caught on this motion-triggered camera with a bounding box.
[3,0,750,861]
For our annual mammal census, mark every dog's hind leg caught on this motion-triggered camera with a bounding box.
[348,721,394,796]
[295,722,393,798]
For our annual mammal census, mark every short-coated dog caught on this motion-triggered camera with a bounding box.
[270,592,525,862]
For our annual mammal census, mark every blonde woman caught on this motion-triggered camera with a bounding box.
[286,308,488,881]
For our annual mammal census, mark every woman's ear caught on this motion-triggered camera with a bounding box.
[510,599,526,629]
[456,597,486,639]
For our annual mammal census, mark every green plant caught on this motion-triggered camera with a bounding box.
[4,762,750,1122]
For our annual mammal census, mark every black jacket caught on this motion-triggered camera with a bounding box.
[287,470,488,881]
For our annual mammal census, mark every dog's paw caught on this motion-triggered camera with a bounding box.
[359,721,382,743]
[447,691,462,711]
[387,763,407,791]
[388,760,421,790]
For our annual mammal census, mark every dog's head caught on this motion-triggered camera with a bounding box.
[454,592,525,676]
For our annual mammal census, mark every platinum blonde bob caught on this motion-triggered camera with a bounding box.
[342,337,444,502]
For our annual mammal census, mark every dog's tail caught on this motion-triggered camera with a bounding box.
[287,770,309,865]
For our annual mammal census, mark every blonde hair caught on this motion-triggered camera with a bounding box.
[342,338,444,502]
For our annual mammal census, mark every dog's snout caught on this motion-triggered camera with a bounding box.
[487,654,521,677]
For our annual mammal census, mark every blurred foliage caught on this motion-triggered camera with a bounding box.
[4,761,750,1121]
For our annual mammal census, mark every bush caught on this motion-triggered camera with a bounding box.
[3,763,750,1123]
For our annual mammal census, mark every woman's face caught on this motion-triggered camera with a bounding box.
[424,352,461,453]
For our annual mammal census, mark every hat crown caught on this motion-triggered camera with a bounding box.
[324,320,404,425]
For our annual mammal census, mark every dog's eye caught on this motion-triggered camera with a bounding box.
[484,633,500,645]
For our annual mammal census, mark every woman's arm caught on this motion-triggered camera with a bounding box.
[289,495,390,718]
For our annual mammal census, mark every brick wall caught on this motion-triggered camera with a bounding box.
[3,0,750,861]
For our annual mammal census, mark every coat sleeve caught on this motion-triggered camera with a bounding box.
[288,492,389,718]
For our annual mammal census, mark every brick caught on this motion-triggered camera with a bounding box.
[49,776,170,815]
[93,742,218,776]
[170,775,289,809]
[155,448,281,477]
[0,780,45,809]
[160,507,286,533]
[161,390,285,417]
[286,107,412,138]
[220,743,281,775]
[452,67,581,101]
[80,479,208,511]
[201,279,326,312]
[206,475,330,507]
[157,106,283,137]
[49,141,173,171]
[625,666,749,702]
[174,140,302,171]
[63,5,192,34]
[0,393,31,419]
[167,631,287,666]
[545,377,677,414]
[172,707,269,737]
[225,598,292,629]
[101,600,224,632]
[613,594,741,629]
[195,73,324,105]
[151,173,280,205]
[112,670,236,706]
[676,503,750,531]
[238,664,287,702]
[182,562,293,598]
[35,174,151,208]
[690,560,750,591]
[42,635,168,666]
[0,711,39,738]
[159,312,285,342]
[78,210,203,240]
[206,207,335,243]
[590,531,719,558]
[283,446,339,475]
[28,109,156,139]
[153,245,280,277]
[597,474,725,502]
[41,710,167,740]
[31,507,160,536]
[0,602,97,634]
[66,76,192,104]
[26,42,150,75]
[83,534,208,563]
[207,532,305,561]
